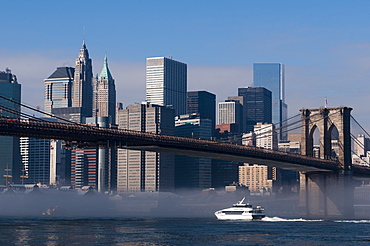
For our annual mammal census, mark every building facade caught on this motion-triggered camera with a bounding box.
[94,56,116,125]
[0,68,21,184]
[146,57,187,116]
[239,164,273,192]
[72,41,94,118]
[238,87,272,133]
[175,113,212,189]
[187,91,216,132]
[116,103,175,193]
[44,67,74,116]
[253,63,287,140]
[218,100,243,133]
[20,137,50,184]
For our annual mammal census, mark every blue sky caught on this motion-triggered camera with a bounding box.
[1,1,370,129]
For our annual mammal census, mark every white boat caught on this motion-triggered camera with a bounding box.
[214,197,265,220]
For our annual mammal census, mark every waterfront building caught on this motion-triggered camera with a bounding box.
[116,102,175,193]
[187,91,216,132]
[93,56,116,125]
[175,113,212,189]
[239,164,273,192]
[253,63,287,140]
[146,57,187,116]
[238,87,272,133]
[0,68,21,184]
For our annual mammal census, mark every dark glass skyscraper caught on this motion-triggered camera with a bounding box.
[253,63,287,140]
[0,68,21,184]
[238,87,272,133]
[187,91,216,132]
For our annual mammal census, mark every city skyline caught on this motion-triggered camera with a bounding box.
[1,1,370,129]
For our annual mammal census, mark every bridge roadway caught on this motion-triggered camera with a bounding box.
[1,117,370,176]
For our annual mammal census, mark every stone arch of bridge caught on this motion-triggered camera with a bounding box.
[300,107,352,170]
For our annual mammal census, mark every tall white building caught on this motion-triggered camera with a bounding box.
[146,57,187,116]
[254,123,278,150]
[217,101,243,131]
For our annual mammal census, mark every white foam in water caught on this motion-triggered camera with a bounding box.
[334,220,370,223]
[261,217,323,222]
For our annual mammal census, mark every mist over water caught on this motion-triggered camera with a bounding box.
[1,190,370,245]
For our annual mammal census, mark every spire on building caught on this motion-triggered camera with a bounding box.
[99,55,113,80]
[79,40,89,58]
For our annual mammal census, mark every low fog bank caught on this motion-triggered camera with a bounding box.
[0,187,369,219]
[0,189,302,219]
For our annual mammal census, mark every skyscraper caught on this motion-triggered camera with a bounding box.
[175,114,212,189]
[187,91,216,132]
[218,100,243,133]
[146,57,187,115]
[116,103,175,193]
[72,41,93,118]
[238,87,272,133]
[44,67,74,116]
[253,63,287,140]
[94,56,116,125]
[20,136,50,184]
[0,68,21,184]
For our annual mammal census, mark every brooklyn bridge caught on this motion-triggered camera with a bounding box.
[1,103,370,218]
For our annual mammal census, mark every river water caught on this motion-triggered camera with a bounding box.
[1,217,370,245]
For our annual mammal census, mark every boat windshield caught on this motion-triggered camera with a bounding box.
[233,203,252,208]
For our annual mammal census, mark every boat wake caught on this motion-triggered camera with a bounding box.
[261,217,323,222]
[334,220,370,223]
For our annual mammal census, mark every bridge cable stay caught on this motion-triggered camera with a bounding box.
[241,111,341,146]
[0,105,50,122]
[349,115,370,165]
[324,115,370,166]
[350,133,370,166]
[241,114,302,139]
[218,113,303,143]
[0,94,98,129]
[225,111,338,146]
[349,116,370,166]
[350,115,370,140]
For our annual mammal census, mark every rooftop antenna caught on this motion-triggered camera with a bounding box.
[83,26,86,45]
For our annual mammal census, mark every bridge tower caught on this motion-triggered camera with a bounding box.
[299,107,354,218]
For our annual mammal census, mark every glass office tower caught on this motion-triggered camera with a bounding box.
[238,87,272,133]
[253,63,287,141]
